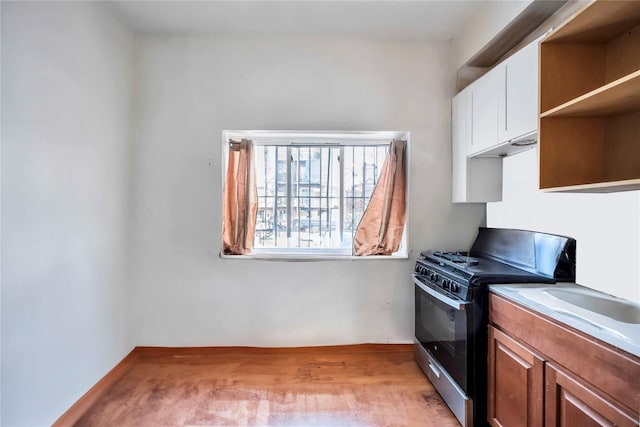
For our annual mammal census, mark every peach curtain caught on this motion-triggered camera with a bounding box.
[353,140,406,256]
[222,139,258,255]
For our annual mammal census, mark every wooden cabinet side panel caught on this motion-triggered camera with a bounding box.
[489,294,640,413]
[488,326,544,427]
[539,117,605,188]
[545,364,638,427]
[540,43,605,112]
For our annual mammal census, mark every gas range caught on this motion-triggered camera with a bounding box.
[413,228,576,427]
[413,249,559,303]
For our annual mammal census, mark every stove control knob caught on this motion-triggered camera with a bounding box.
[442,279,450,290]
[450,283,459,292]
[430,273,436,281]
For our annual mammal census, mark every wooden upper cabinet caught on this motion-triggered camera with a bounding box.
[539,0,640,192]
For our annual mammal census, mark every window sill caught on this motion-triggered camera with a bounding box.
[219,252,409,261]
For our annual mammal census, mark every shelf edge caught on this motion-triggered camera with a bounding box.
[540,179,640,193]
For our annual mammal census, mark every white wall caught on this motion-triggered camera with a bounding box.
[451,0,531,70]
[129,35,485,346]
[1,2,134,425]
[487,149,640,303]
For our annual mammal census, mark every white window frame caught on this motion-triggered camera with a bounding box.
[221,130,410,260]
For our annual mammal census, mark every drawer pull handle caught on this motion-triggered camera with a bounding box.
[429,362,441,379]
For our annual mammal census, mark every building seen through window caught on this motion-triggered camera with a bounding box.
[254,144,388,252]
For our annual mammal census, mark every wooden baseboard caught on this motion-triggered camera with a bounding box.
[135,343,414,357]
[52,348,140,427]
[53,343,413,425]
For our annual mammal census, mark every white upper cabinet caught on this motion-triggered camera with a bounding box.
[466,38,540,158]
[452,88,503,203]
[468,69,501,156]
[452,38,541,202]
[498,39,539,144]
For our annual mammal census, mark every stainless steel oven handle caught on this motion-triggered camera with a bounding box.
[412,275,469,311]
[428,361,441,379]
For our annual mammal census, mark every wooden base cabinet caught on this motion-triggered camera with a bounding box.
[489,293,640,427]
[488,326,544,427]
[545,364,638,427]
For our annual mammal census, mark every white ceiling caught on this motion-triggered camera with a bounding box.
[110,1,484,41]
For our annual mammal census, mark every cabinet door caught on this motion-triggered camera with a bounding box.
[469,69,500,155]
[498,40,539,144]
[488,326,544,427]
[545,363,638,427]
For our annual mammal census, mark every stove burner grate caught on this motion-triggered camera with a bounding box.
[433,251,479,266]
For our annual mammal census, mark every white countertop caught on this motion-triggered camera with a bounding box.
[489,283,640,358]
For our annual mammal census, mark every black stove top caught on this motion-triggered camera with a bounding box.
[413,228,576,302]
[424,251,557,286]
[433,251,479,266]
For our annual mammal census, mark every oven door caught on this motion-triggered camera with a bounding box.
[413,275,472,394]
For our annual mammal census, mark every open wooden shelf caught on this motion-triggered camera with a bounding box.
[541,71,640,118]
[539,0,640,193]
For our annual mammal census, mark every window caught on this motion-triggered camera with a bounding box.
[222,131,408,258]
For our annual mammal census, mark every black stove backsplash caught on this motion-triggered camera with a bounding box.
[470,227,576,281]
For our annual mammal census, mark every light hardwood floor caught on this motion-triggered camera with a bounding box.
[68,345,459,427]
